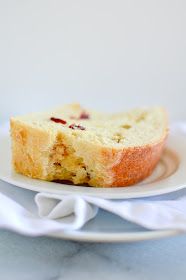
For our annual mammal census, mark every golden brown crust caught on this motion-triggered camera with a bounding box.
[100,137,167,187]
[10,118,168,188]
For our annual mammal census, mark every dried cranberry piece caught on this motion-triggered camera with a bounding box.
[79,112,90,119]
[70,112,90,120]
[50,117,67,125]
[69,124,86,130]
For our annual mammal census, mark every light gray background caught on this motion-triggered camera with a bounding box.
[0,0,186,122]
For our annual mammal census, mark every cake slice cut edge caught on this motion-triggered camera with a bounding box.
[10,104,168,188]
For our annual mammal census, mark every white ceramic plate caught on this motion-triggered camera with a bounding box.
[0,124,185,242]
[0,125,185,199]
[49,212,182,243]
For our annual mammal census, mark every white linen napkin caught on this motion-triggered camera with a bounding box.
[0,121,186,236]
[0,191,186,236]
[0,192,97,236]
[36,193,186,232]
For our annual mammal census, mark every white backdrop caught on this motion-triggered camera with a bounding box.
[0,0,186,122]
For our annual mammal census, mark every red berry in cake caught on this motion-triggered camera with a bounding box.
[79,112,90,119]
[70,111,90,120]
[50,117,67,125]
[69,124,86,130]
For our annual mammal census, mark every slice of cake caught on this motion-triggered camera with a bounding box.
[10,104,168,188]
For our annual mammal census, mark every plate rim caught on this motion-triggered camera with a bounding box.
[1,172,186,200]
[49,228,182,243]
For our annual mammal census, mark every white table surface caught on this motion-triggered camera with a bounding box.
[0,228,186,280]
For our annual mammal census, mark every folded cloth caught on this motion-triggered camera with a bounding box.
[35,193,186,232]
[0,192,97,236]
[1,190,186,236]
[0,121,185,237]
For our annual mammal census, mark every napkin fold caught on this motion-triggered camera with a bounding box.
[36,193,186,232]
[0,190,186,236]
[0,192,97,236]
